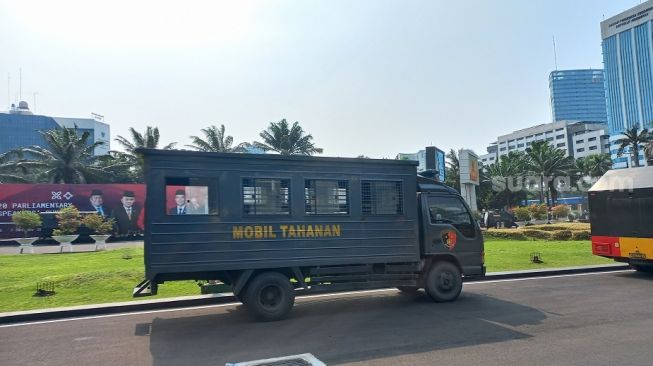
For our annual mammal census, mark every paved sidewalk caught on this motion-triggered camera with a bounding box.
[0,240,143,254]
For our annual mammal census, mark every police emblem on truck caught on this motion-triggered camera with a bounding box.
[442,230,457,250]
[232,224,342,240]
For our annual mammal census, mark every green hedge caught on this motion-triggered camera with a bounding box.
[483,230,528,240]
[484,228,590,241]
[521,229,552,240]
[571,230,591,240]
[551,230,572,240]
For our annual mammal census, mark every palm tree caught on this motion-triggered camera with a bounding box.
[8,128,114,183]
[646,141,653,165]
[525,141,574,206]
[575,153,612,177]
[0,151,28,183]
[254,119,323,155]
[444,149,460,191]
[615,126,650,167]
[186,124,244,152]
[114,126,177,182]
[115,126,177,154]
[484,151,527,208]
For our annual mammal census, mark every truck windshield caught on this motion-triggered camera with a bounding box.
[428,196,475,238]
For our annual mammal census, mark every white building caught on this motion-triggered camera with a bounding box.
[480,120,610,165]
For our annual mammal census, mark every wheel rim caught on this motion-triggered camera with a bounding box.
[258,284,282,311]
[437,271,455,292]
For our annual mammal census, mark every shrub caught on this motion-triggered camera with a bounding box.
[529,223,590,231]
[521,229,552,240]
[571,230,591,240]
[528,204,548,220]
[53,206,81,236]
[513,207,531,222]
[567,213,576,222]
[82,214,115,235]
[12,211,42,237]
[483,230,528,240]
[551,230,573,241]
[552,204,571,219]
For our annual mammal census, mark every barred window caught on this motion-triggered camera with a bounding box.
[242,178,290,215]
[361,181,403,215]
[305,180,349,215]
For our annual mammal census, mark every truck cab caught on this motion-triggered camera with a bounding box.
[417,180,485,278]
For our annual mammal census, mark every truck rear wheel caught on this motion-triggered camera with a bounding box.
[244,272,295,321]
[631,264,653,273]
[425,261,462,302]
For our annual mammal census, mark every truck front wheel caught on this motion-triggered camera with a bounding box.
[425,261,462,302]
[244,272,295,321]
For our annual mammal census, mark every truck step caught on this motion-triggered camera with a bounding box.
[132,279,158,297]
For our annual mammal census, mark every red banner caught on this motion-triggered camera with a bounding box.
[0,184,145,238]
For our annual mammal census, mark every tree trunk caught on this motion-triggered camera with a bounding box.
[633,145,640,167]
[539,176,545,204]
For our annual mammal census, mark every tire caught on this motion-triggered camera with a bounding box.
[396,286,419,294]
[244,272,295,321]
[631,264,653,273]
[425,261,462,302]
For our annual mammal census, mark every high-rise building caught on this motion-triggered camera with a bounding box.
[601,0,653,168]
[0,102,110,156]
[549,69,608,123]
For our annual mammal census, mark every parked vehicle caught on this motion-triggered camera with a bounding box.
[134,149,485,320]
[589,166,653,272]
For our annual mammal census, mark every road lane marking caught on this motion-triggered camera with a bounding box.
[0,269,632,328]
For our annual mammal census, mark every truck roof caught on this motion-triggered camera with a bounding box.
[135,148,419,167]
[589,166,653,192]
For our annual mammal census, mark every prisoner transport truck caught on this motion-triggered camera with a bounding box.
[134,149,485,320]
[589,166,653,272]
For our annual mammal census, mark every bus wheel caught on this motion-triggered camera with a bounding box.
[631,264,653,273]
[244,272,295,321]
[425,262,462,302]
[396,286,419,294]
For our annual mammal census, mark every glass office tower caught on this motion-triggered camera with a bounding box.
[601,1,653,168]
[549,69,608,123]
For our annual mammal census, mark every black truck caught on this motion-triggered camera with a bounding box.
[134,149,485,320]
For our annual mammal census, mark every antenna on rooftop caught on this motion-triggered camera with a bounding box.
[33,92,38,114]
[19,68,22,101]
[552,36,558,71]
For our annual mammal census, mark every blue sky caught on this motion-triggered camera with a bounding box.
[0,0,641,158]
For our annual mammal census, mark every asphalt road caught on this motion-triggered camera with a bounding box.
[1,270,652,366]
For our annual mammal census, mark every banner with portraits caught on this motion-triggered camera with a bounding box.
[0,184,145,238]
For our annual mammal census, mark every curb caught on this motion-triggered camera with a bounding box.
[0,264,631,325]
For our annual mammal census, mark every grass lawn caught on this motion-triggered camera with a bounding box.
[0,248,198,313]
[484,239,613,272]
[0,239,615,313]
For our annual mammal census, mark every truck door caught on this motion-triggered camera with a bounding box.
[422,193,484,276]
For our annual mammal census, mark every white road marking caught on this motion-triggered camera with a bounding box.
[0,269,632,329]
